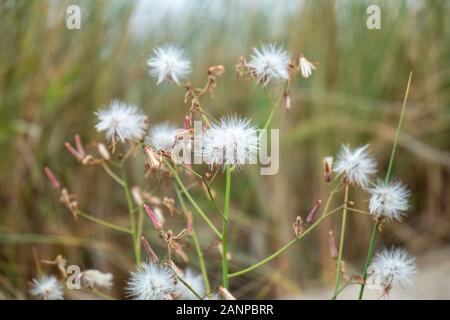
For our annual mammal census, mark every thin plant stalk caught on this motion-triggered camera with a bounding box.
[229,202,343,278]
[222,164,231,288]
[120,165,139,265]
[332,183,349,299]
[175,273,203,300]
[175,185,211,294]
[163,158,222,238]
[358,72,413,300]
[101,162,125,186]
[76,210,132,234]
[135,204,144,265]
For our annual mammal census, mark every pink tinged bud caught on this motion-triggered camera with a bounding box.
[141,236,159,263]
[97,143,110,161]
[74,134,86,159]
[44,167,60,189]
[328,230,338,259]
[144,204,162,230]
[131,186,144,206]
[306,199,322,224]
[64,142,83,161]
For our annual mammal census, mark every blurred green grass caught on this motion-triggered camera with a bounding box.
[0,0,449,299]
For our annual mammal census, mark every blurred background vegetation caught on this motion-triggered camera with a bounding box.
[0,0,449,299]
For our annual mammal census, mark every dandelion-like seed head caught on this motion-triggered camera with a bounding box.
[333,144,377,188]
[202,115,258,168]
[247,44,290,86]
[369,180,410,222]
[29,275,64,300]
[176,268,205,300]
[145,123,182,152]
[369,247,416,293]
[126,262,176,300]
[147,44,191,85]
[95,100,147,143]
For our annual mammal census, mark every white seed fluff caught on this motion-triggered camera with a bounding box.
[147,44,191,85]
[80,269,113,289]
[30,275,64,300]
[126,263,176,300]
[202,115,258,167]
[176,268,205,300]
[95,100,147,143]
[247,44,290,86]
[369,247,416,290]
[333,144,377,188]
[369,180,410,222]
[299,55,316,78]
[145,123,181,151]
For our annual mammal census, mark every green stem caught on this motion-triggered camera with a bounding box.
[163,158,221,238]
[262,82,287,130]
[176,273,203,300]
[175,185,211,294]
[229,204,343,278]
[120,166,139,265]
[135,204,144,265]
[333,183,349,300]
[222,164,231,289]
[101,163,125,186]
[76,210,132,234]
[384,72,413,184]
[358,72,413,300]
[358,223,378,299]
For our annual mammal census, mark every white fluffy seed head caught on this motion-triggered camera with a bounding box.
[80,270,113,289]
[145,123,182,151]
[176,268,205,300]
[369,247,417,291]
[95,100,147,143]
[126,263,176,300]
[247,44,290,86]
[369,180,410,222]
[333,144,377,188]
[30,275,64,300]
[299,55,316,78]
[202,115,258,168]
[147,44,191,85]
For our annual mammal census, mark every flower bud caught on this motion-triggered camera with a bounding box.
[97,143,110,161]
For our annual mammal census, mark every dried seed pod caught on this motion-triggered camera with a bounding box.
[323,156,333,182]
[97,143,110,161]
[44,167,60,190]
[306,199,322,224]
[328,230,338,259]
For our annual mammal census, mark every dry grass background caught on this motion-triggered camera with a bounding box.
[0,0,449,299]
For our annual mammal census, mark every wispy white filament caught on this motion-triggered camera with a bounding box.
[202,115,258,167]
[126,263,176,300]
[369,247,416,291]
[147,44,191,85]
[369,180,410,222]
[145,123,181,151]
[333,144,377,188]
[30,275,64,300]
[247,44,290,86]
[95,100,147,143]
